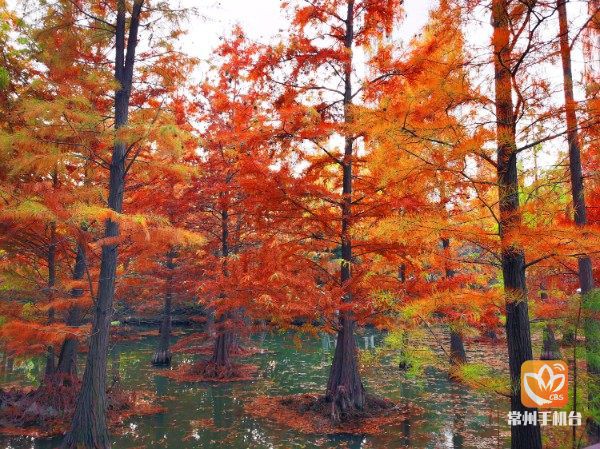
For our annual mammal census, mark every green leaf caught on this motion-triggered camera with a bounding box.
[0,67,9,90]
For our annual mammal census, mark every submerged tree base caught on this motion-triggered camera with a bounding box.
[174,344,267,357]
[157,361,258,382]
[245,393,417,435]
[171,333,268,357]
[0,375,165,438]
[151,350,172,366]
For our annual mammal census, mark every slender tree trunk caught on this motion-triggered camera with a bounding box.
[492,2,541,448]
[442,238,467,366]
[210,209,232,368]
[541,325,561,361]
[48,222,57,289]
[557,0,599,440]
[398,263,406,283]
[55,243,87,378]
[62,2,143,448]
[152,250,175,366]
[56,308,82,377]
[44,220,58,379]
[539,288,561,360]
[325,0,365,422]
[397,265,412,370]
[398,331,411,371]
[450,331,467,366]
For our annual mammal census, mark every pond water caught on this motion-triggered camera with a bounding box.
[1,330,509,449]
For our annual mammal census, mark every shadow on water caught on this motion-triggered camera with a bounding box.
[0,330,508,449]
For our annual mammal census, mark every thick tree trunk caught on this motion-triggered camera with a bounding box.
[55,243,86,378]
[62,2,143,448]
[557,0,599,441]
[326,313,365,422]
[492,1,541,448]
[152,251,175,366]
[211,330,232,367]
[325,0,365,422]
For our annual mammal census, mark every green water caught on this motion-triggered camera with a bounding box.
[1,331,508,449]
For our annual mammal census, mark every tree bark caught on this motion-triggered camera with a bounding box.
[209,208,233,368]
[541,325,561,361]
[62,2,144,448]
[325,0,366,422]
[211,330,232,367]
[44,219,58,379]
[442,238,467,366]
[492,1,541,448]
[55,243,87,378]
[557,0,599,440]
[539,288,562,361]
[152,250,175,366]
[450,330,467,366]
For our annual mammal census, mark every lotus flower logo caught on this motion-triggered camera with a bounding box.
[521,360,568,408]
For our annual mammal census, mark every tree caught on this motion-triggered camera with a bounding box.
[251,0,413,421]
[61,0,144,445]
[0,0,108,385]
[356,0,497,372]
[557,0,599,439]
[183,33,281,377]
[123,95,199,367]
[58,0,193,446]
[490,1,542,447]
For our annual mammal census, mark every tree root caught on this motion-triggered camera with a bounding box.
[151,350,172,366]
[246,393,417,435]
[157,361,258,383]
[0,379,164,438]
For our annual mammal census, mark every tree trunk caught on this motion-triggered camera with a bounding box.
[557,0,599,440]
[397,265,412,370]
[55,243,87,378]
[539,288,562,361]
[541,325,561,361]
[209,207,234,369]
[152,251,175,366]
[491,1,541,448]
[398,263,406,283]
[398,332,411,371]
[62,2,143,448]
[44,219,58,379]
[442,238,467,367]
[325,0,365,422]
[326,313,365,422]
[55,308,82,377]
[211,330,232,367]
[450,330,467,365]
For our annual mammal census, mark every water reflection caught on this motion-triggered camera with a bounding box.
[1,330,508,449]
